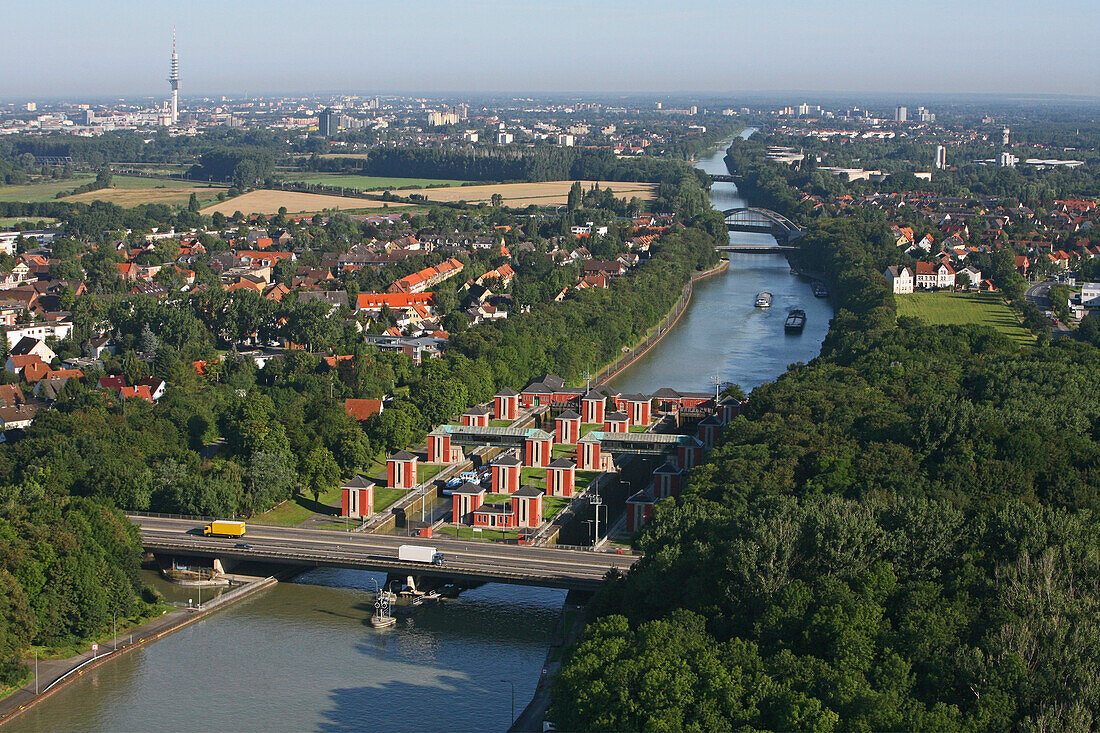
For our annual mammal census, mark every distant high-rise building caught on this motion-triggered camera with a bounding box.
[797,103,810,116]
[496,132,514,145]
[688,105,698,115]
[916,106,936,123]
[1002,126,1010,146]
[462,131,479,143]
[894,106,908,123]
[318,109,339,137]
[24,102,36,112]
[167,31,180,125]
[999,152,1017,167]
[557,134,575,147]
[934,145,947,170]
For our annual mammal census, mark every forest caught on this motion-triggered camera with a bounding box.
[551,164,1100,728]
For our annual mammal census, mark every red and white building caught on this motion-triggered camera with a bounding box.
[494,388,521,421]
[461,406,491,427]
[545,458,576,497]
[340,476,375,519]
[511,486,544,529]
[387,450,418,489]
[452,482,485,524]
[577,434,602,471]
[581,390,607,424]
[555,410,582,444]
[523,429,553,467]
[491,453,522,494]
[652,463,682,499]
[603,411,629,433]
[626,490,655,533]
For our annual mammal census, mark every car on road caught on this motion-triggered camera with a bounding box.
[234,542,254,549]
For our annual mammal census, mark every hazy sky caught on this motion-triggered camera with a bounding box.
[3,0,1098,99]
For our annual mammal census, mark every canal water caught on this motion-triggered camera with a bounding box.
[11,135,832,733]
[611,131,832,394]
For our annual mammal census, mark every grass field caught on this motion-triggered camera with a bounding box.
[378,180,657,207]
[543,495,571,520]
[0,175,227,208]
[282,173,469,190]
[201,189,411,216]
[0,216,58,228]
[0,178,95,202]
[251,484,342,527]
[895,292,1034,345]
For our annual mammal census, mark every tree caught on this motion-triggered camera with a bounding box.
[188,193,200,213]
[300,445,339,502]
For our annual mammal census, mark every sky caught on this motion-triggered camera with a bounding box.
[2,0,1098,99]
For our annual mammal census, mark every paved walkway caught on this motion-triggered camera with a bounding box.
[0,576,275,727]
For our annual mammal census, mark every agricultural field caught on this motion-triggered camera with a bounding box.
[201,189,411,216]
[895,291,1035,345]
[62,176,227,207]
[281,173,469,190]
[381,180,657,207]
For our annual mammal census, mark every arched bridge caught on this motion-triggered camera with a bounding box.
[720,207,803,250]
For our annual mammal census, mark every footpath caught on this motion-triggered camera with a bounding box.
[509,590,589,733]
[0,575,277,728]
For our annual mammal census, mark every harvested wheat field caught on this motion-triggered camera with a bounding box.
[201,190,412,216]
[396,180,657,206]
[63,185,223,208]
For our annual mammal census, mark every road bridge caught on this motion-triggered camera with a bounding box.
[708,173,741,184]
[722,207,803,246]
[132,515,636,591]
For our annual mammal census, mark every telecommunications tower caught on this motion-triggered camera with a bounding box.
[168,30,180,124]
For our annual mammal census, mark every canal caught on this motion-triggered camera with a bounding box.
[10,136,832,733]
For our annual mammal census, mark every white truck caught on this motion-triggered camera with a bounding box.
[398,545,444,565]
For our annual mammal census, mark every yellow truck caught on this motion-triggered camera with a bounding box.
[203,520,246,538]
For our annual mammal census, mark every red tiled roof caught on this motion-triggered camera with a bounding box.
[345,398,383,421]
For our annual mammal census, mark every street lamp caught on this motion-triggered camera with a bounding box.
[499,679,515,725]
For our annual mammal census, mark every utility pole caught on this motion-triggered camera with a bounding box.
[591,490,602,546]
[34,649,38,695]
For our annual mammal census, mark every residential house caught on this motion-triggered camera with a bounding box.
[914,261,955,290]
[9,336,55,364]
[884,266,914,294]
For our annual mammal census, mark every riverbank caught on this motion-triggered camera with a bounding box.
[0,575,278,728]
[589,258,729,386]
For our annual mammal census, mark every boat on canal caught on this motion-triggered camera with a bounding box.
[754,291,773,308]
[370,580,397,629]
[812,282,829,298]
[784,308,806,332]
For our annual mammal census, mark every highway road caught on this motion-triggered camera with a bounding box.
[131,515,639,590]
[1026,280,1053,309]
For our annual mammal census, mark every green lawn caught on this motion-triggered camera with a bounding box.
[576,470,601,488]
[373,487,408,512]
[489,419,513,428]
[0,216,58,228]
[282,173,469,190]
[896,292,1034,346]
[0,178,95,202]
[482,492,513,505]
[580,423,602,434]
[438,525,518,541]
[417,463,443,484]
[551,444,577,459]
[520,467,546,486]
[628,425,650,433]
[252,484,342,527]
[543,495,571,519]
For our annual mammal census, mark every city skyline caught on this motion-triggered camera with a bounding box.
[2,0,1097,99]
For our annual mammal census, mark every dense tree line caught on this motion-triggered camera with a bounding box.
[313,146,708,185]
[0,497,153,688]
[552,167,1100,728]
